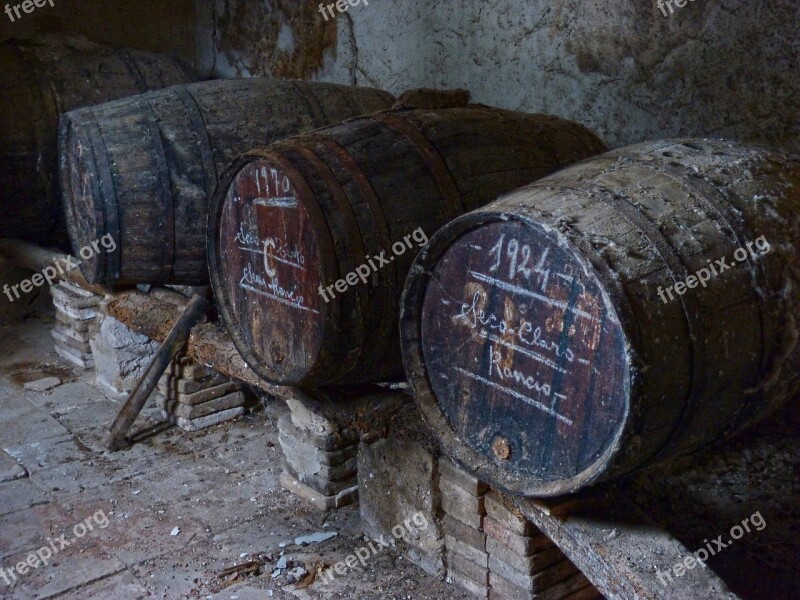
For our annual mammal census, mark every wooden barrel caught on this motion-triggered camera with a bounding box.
[208,107,608,387]
[401,139,800,497]
[0,34,196,244]
[59,79,394,286]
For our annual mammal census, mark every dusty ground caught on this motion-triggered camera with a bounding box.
[0,315,466,600]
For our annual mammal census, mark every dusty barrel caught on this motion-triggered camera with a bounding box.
[0,34,196,244]
[208,107,607,387]
[401,139,800,497]
[59,79,393,287]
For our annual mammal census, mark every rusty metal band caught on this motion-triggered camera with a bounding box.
[304,135,397,288]
[175,86,218,198]
[142,103,176,283]
[645,161,771,396]
[283,138,369,379]
[118,48,150,92]
[303,134,401,377]
[371,112,465,220]
[282,139,368,273]
[584,181,709,466]
[290,81,328,126]
[86,113,121,282]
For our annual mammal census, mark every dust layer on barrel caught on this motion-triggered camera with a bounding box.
[421,220,628,483]
[218,159,323,379]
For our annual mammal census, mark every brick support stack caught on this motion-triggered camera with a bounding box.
[440,458,491,598]
[278,390,360,510]
[50,282,101,368]
[485,491,602,600]
[157,357,247,431]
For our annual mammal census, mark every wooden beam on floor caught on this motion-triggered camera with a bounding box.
[515,488,739,600]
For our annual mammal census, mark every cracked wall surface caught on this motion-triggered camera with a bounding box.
[198,0,799,153]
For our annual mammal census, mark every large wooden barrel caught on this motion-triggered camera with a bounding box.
[59,79,394,286]
[208,107,607,387]
[401,139,800,497]
[0,34,196,244]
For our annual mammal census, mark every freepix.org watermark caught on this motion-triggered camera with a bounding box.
[318,227,428,304]
[2,234,116,303]
[657,0,697,18]
[5,0,55,23]
[0,510,110,587]
[319,512,429,584]
[657,236,770,304]
[318,0,368,22]
[656,511,766,587]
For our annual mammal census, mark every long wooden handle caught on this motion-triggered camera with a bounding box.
[105,289,209,451]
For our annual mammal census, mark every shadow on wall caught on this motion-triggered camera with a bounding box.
[201,0,799,153]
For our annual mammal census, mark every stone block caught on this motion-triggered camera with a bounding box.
[55,344,94,369]
[54,303,98,321]
[55,310,93,333]
[157,391,245,420]
[440,457,489,496]
[444,534,488,568]
[358,434,444,561]
[90,313,158,398]
[53,320,92,344]
[169,406,245,432]
[489,555,577,593]
[486,537,563,575]
[284,451,358,482]
[442,514,486,551]
[449,551,489,585]
[489,571,593,600]
[282,460,358,496]
[406,546,446,580]
[158,372,228,395]
[484,517,552,557]
[52,328,92,353]
[50,282,101,310]
[562,585,602,600]
[442,483,484,530]
[449,570,489,599]
[280,471,358,510]
[277,411,359,452]
[485,490,537,536]
[159,381,239,406]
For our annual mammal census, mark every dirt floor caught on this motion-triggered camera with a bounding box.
[0,314,467,600]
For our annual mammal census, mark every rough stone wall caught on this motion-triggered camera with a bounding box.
[198,0,800,153]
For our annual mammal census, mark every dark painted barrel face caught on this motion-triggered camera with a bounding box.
[217,158,326,384]
[420,219,629,490]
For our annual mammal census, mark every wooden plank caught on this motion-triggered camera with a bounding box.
[515,489,739,600]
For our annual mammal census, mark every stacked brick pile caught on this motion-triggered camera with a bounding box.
[157,357,246,431]
[440,458,491,597]
[51,282,101,368]
[485,491,601,600]
[278,392,360,510]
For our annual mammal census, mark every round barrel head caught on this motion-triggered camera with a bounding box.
[416,217,629,496]
[214,156,330,385]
